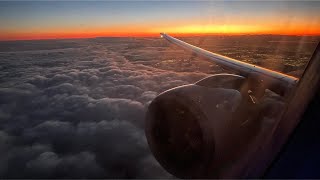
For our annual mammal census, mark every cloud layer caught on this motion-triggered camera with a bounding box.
[0,38,210,178]
[0,36,309,178]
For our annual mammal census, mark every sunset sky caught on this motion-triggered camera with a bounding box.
[1,1,320,41]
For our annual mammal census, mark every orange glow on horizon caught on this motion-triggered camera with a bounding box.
[1,1,320,41]
[1,24,320,41]
[150,22,320,36]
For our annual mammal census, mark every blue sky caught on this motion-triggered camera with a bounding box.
[1,1,319,40]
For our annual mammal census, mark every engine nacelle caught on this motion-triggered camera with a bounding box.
[145,74,259,178]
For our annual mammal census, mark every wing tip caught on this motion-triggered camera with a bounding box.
[160,32,166,38]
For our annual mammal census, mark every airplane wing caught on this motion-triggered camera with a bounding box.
[160,33,299,95]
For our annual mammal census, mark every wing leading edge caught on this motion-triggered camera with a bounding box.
[160,33,298,95]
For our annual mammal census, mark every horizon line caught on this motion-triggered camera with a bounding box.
[1,33,320,42]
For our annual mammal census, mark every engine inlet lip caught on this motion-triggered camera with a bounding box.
[145,90,216,178]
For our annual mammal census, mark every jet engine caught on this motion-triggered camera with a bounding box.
[145,74,261,178]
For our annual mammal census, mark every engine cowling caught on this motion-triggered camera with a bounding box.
[145,74,259,178]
